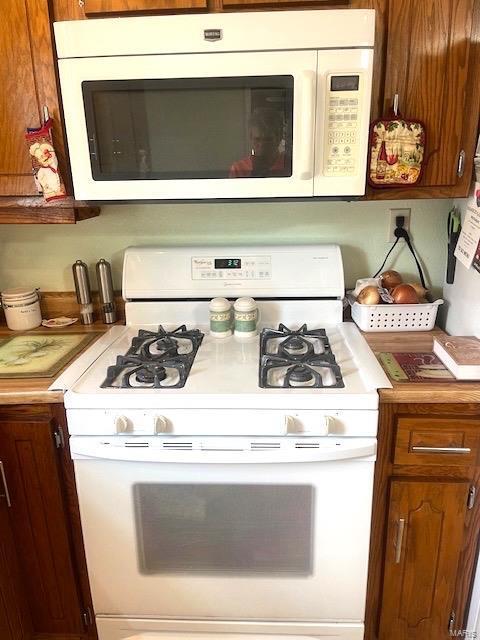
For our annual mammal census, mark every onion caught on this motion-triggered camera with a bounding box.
[391,284,419,304]
[406,282,429,299]
[357,286,381,305]
[381,270,403,290]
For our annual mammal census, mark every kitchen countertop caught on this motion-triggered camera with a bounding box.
[0,323,479,406]
[0,322,109,405]
[364,328,480,404]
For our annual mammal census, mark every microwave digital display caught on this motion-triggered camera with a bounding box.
[330,75,359,92]
[214,259,242,269]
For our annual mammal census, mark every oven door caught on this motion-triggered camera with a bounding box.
[58,51,316,200]
[71,435,375,627]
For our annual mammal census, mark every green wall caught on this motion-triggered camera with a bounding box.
[0,199,449,294]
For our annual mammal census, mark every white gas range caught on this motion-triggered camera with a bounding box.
[55,245,391,640]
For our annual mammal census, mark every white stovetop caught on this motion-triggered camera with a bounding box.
[60,321,390,411]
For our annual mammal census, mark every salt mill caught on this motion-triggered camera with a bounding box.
[72,260,93,324]
[96,258,116,324]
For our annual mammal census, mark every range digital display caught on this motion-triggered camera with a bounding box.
[331,75,360,92]
[214,259,242,269]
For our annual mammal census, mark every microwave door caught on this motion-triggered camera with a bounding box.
[58,51,317,200]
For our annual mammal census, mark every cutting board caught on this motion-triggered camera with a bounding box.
[0,332,100,378]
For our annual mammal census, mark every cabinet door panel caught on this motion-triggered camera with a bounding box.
[383,0,474,187]
[84,0,207,14]
[379,480,468,640]
[0,419,84,635]
[0,0,67,195]
[0,500,31,640]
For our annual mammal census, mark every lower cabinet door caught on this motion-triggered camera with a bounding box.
[379,480,469,640]
[0,498,31,640]
[0,418,85,636]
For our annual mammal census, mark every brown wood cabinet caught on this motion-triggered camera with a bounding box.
[83,0,207,15]
[0,494,32,640]
[0,1,99,223]
[379,480,469,639]
[0,0,67,197]
[0,404,96,640]
[366,403,480,640]
[367,0,480,199]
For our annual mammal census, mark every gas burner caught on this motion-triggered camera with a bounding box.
[101,325,204,389]
[259,324,344,389]
[126,325,204,360]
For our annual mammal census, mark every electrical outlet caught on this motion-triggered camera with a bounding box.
[387,208,411,242]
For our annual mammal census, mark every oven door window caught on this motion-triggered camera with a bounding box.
[133,483,313,575]
[82,77,293,182]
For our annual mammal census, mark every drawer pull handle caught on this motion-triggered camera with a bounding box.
[0,461,12,507]
[411,446,471,454]
[394,518,406,564]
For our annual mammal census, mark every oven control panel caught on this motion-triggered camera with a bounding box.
[324,73,361,177]
[191,255,272,280]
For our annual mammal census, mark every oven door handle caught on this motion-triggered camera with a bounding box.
[70,437,376,463]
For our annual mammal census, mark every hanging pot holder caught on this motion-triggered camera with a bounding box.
[25,118,67,202]
[368,112,426,188]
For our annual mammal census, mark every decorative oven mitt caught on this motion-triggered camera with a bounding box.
[368,111,426,188]
[25,118,67,202]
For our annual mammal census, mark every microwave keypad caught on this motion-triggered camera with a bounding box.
[325,95,360,176]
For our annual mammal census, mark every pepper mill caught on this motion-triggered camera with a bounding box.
[72,260,94,324]
[96,258,116,324]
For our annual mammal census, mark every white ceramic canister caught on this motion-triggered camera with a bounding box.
[1,287,42,331]
[234,296,259,338]
[209,297,232,338]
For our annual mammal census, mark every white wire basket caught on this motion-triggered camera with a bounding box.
[349,296,443,332]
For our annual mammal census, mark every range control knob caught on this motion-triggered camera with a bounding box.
[115,415,130,434]
[154,415,169,434]
[284,415,301,434]
[321,415,335,435]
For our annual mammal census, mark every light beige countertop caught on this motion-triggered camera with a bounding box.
[0,324,479,406]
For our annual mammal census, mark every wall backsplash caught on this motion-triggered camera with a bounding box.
[0,199,449,293]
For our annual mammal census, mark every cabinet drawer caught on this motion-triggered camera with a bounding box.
[394,417,480,466]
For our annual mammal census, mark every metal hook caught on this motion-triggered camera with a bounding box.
[393,94,399,117]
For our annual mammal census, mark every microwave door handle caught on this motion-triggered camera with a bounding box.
[70,437,376,463]
[298,70,316,180]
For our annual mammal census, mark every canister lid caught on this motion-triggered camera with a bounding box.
[1,287,37,300]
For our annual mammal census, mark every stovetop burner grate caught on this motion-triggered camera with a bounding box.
[259,324,344,389]
[101,325,204,389]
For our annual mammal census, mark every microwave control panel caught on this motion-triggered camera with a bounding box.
[191,256,272,280]
[324,74,361,177]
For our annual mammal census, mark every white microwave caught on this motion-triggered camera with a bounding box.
[54,10,374,201]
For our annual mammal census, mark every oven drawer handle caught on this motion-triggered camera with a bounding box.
[411,446,471,454]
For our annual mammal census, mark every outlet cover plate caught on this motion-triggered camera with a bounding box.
[388,208,411,242]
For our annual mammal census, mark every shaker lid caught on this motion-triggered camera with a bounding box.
[233,296,256,311]
[209,297,231,311]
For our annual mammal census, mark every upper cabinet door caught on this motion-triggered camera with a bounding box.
[0,0,67,196]
[383,0,478,189]
[83,0,207,14]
